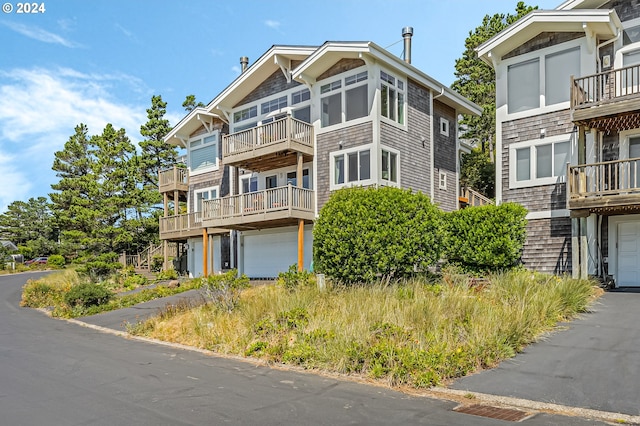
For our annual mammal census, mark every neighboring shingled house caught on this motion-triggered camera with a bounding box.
[159,30,481,278]
[477,0,640,286]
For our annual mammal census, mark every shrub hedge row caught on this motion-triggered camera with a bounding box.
[313,187,527,283]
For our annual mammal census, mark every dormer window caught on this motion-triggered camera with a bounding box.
[320,70,368,128]
[380,70,405,125]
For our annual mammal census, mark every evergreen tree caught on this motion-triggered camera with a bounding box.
[452,2,537,156]
[182,94,205,112]
[139,95,176,191]
[0,197,55,255]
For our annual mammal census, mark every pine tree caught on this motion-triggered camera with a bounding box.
[182,94,205,112]
[452,2,537,156]
[139,95,176,192]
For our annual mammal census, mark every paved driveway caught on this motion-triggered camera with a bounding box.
[450,290,640,416]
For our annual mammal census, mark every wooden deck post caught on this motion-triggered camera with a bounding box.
[297,152,304,272]
[203,228,208,277]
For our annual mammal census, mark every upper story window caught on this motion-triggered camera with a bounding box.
[509,135,571,188]
[286,169,310,189]
[381,147,399,186]
[233,106,257,123]
[291,88,310,105]
[380,70,405,125]
[623,18,640,46]
[194,186,219,212]
[440,118,449,136]
[261,96,287,115]
[320,70,368,128]
[330,144,372,189]
[241,175,258,193]
[507,46,580,114]
[189,133,218,174]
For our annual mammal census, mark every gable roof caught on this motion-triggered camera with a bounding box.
[476,9,622,66]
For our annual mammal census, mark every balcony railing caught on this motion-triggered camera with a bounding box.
[459,187,493,207]
[159,166,188,193]
[567,158,640,208]
[222,116,314,165]
[202,184,314,227]
[159,212,203,238]
[571,64,640,110]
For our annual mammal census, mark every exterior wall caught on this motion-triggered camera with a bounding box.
[406,78,432,197]
[501,109,573,212]
[317,58,365,81]
[316,122,373,209]
[433,100,458,212]
[522,217,572,274]
[503,32,583,60]
[235,69,303,107]
[601,0,640,22]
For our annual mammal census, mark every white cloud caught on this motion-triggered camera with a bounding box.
[2,21,82,48]
[264,20,281,30]
[0,67,147,212]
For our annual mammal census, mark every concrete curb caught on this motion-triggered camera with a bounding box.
[56,311,639,425]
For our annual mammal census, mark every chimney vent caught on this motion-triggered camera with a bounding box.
[402,27,413,64]
[240,56,249,73]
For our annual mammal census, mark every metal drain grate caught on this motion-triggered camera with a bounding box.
[453,404,533,422]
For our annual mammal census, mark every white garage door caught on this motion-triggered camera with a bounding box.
[617,221,640,287]
[242,226,313,278]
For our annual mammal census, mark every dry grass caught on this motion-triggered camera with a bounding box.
[130,270,600,388]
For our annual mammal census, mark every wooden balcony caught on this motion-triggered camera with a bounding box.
[159,166,188,194]
[571,64,640,131]
[201,184,315,230]
[223,116,314,172]
[567,158,640,214]
[159,212,228,240]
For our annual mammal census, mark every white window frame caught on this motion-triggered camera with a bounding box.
[438,171,447,190]
[319,68,369,130]
[240,174,258,193]
[380,69,406,127]
[380,146,400,187]
[440,118,449,137]
[508,134,573,189]
[329,143,374,190]
[622,17,640,46]
[188,131,219,176]
[193,185,219,213]
[502,39,585,120]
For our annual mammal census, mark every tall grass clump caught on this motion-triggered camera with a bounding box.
[21,269,82,308]
[131,270,598,388]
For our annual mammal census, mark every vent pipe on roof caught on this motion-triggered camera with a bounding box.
[402,27,413,64]
[240,56,249,73]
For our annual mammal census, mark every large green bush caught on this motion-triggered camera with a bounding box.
[313,186,443,284]
[47,254,65,268]
[64,282,113,308]
[444,202,527,273]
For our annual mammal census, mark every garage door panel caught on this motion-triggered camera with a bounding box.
[617,222,640,287]
[243,227,313,278]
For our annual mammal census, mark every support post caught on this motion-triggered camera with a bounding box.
[571,218,580,279]
[203,228,208,277]
[163,240,168,271]
[297,153,304,272]
[580,217,588,279]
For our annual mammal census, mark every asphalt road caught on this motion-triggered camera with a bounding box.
[0,272,606,425]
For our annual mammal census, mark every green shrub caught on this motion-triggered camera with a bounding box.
[64,282,113,308]
[47,254,65,268]
[313,186,443,284]
[156,268,178,280]
[278,264,313,291]
[444,202,528,273]
[199,270,250,312]
[123,273,148,290]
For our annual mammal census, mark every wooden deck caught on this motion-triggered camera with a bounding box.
[222,116,314,172]
[159,166,189,194]
[571,64,640,130]
[160,212,228,240]
[567,158,640,214]
[201,185,315,230]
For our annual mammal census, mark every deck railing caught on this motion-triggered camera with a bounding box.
[222,116,313,158]
[567,158,640,200]
[202,184,314,222]
[460,187,493,207]
[159,212,203,234]
[158,166,188,190]
[571,64,640,110]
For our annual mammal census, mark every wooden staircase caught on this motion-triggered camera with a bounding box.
[119,243,177,276]
[459,187,493,208]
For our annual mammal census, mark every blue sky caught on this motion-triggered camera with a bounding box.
[0,0,560,212]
